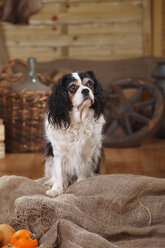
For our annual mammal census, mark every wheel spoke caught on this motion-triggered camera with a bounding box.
[134,99,154,111]
[123,117,133,135]
[130,86,143,103]
[106,120,118,136]
[130,112,150,124]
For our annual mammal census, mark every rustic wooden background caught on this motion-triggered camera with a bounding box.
[0,0,153,62]
[0,0,165,62]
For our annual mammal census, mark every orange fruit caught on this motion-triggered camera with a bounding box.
[10,229,38,248]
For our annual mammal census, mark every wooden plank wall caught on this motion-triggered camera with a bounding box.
[162,0,165,56]
[0,0,8,70]
[152,0,163,57]
[0,0,152,62]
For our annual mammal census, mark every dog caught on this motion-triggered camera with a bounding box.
[44,71,105,197]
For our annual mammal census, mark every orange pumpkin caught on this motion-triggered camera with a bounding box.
[10,229,38,248]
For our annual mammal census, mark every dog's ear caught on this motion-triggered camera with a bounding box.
[86,71,105,118]
[47,78,71,128]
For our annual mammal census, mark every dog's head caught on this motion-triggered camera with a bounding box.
[47,71,105,128]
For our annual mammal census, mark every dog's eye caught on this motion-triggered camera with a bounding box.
[86,81,94,89]
[69,84,78,94]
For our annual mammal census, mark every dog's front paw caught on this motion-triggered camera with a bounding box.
[46,189,64,198]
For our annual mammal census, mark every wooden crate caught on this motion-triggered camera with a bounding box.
[1,0,152,61]
[0,119,5,159]
[0,142,5,159]
[0,119,5,142]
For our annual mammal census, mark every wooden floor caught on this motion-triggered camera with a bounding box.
[0,138,165,179]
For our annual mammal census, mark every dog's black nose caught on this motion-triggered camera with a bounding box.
[81,88,89,96]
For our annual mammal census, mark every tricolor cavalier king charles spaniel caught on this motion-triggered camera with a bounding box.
[44,71,105,197]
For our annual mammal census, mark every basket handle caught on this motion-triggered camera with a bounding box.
[2,59,27,73]
[0,59,27,83]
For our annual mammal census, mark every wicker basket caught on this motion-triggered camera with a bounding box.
[0,59,50,153]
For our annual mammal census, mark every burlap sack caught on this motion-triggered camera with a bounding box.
[0,174,165,248]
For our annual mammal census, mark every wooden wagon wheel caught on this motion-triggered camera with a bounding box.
[103,78,165,147]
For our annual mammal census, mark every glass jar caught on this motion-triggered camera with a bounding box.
[12,57,50,92]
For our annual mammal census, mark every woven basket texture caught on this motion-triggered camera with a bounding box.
[0,59,50,152]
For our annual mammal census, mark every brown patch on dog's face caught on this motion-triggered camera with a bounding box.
[68,80,80,104]
[82,77,89,85]
[82,77,94,92]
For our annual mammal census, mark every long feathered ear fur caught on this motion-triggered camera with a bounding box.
[47,78,71,128]
[86,71,105,118]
